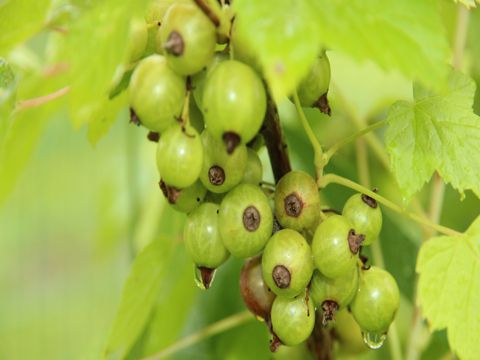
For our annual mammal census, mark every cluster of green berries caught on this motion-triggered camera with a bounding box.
[125,0,398,353]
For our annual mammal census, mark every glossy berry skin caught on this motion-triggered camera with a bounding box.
[184,203,229,269]
[156,124,203,188]
[129,55,185,132]
[350,266,400,334]
[202,60,267,147]
[312,215,357,279]
[274,171,321,231]
[242,148,263,185]
[262,229,313,298]
[343,193,382,246]
[199,130,247,193]
[239,256,275,320]
[128,19,148,62]
[160,3,216,75]
[160,180,206,213]
[271,292,315,346]
[310,266,359,310]
[192,52,228,111]
[297,53,330,107]
[219,184,273,258]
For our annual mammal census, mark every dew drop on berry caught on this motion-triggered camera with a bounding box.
[362,331,386,349]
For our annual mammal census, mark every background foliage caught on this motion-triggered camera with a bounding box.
[1,0,480,359]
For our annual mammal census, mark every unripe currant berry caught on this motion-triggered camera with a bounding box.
[129,55,185,132]
[184,203,229,287]
[274,171,321,231]
[219,184,273,258]
[199,130,247,193]
[297,52,330,108]
[128,19,148,62]
[350,266,400,336]
[156,124,203,188]
[242,148,263,185]
[343,193,382,246]
[202,60,267,152]
[192,52,229,111]
[240,256,275,321]
[310,267,359,325]
[270,292,315,348]
[160,2,216,75]
[262,229,313,298]
[312,214,362,279]
[159,179,206,213]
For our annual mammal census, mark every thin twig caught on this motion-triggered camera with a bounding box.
[261,94,291,183]
[16,86,70,111]
[193,0,220,27]
[141,311,253,360]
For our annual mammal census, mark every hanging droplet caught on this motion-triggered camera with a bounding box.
[194,266,216,290]
[362,331,386,349]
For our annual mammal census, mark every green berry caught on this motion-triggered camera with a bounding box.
[219,184,273,258]
[343,193,382,246]
[129,55,185,132]
[192,52,228,111]
[310,267,359,325]
[274,171,321,231]
[350,266,400,334]
[128,19,148,62]
[297,52,330,107]
[239,256,276,321]
[262,229,313,298]
[242,148,263,185]
[202,60,267,152]
[156,124,203,188]
[312,215,360,279]
[199,130,247,193]
[159,180,206,213]
[184,202,229,269]
[271,292,315,347]
[160,2,216,75]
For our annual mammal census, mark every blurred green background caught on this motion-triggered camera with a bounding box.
[1,1,480,360]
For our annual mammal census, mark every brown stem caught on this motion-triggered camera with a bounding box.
[261,95,291,183]
[307,313,334,360]
[193,0,220,27]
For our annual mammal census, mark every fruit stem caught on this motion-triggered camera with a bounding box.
[325,119,388,162]
[141,311,253,360]
[292,91,325,179]
[193,0,221,27]
[318,173,462,237]
[16,86,70,111]
[180,81,191,127]
[261,94,292,183]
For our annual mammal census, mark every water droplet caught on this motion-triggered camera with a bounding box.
[194,266,216,290]
[362,331,386,349]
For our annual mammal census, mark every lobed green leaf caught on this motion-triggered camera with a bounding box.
[233,0,322,100]
[0,0,51,54]
[385,70,480,201]
[310,0,450,90]
[417,216,480,360]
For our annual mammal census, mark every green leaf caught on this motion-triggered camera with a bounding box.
[417,216,480,360]
[61,0,145,137]
[87,93,127,146]
[310,0,450,90]
[104,237,176,360]
[233,0,321,100]
[0,72,67,205]
[0,0,51,54]
[385,70,480,200]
